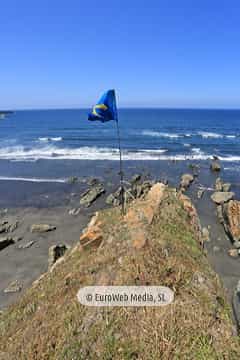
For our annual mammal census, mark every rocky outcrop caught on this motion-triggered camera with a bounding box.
[106,180,153,207]
[80,212,103,249]
[48,244,69,269]
[125,183,166,249]
[80,184,105,207]
[222,200,240,243]
[180,174,194,191]
[0,221,18,234]
[31,224,56,233]
[211,192,234,205]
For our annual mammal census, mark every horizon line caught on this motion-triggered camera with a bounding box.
[4,106,240,112]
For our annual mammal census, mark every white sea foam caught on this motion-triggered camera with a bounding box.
[226,135,236,139]
[183,143,191,147]
[142,130,181,138]
[191,148,202,154]
[0,176,66,183]
[38,137,63,142]
[198,132,223,138]
[0,145,239,162]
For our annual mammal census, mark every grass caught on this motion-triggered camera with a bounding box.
[0,187,239,359]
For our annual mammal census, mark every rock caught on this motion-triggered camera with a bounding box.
[215,177,223,191]
[4,280,22,293]
[216,205,224,224]
[211,192,234,205]
[222,200,240,242]
[197,189,204,199]
[210,160,221,172]
[131,174,141,184]
[215,178,231,192]
[80,184,105,207]
[228,249,239,258]
[106,192,121,206]
[125,183,166,249]
[80,222,103,249]
[135,180,153,198]
[31,224,56,233]
[180,174,194,190]
[233,241,240,249]
[87,177,100,186]
[48,244,69,268]
[202,227,210,242]
[69,208,81,216]
[18,240,35,249]
[0,237,14,250]
[67,176,78,184]
[222,183,231,192]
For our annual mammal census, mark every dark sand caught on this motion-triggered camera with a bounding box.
[0,159,240,316]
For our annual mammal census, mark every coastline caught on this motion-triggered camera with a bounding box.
[0,158,240,315]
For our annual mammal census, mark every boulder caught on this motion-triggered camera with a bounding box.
[211,192,234,205]
[67,176,78,184]
[228,249,239,258]
[0,237,14,251]
[222,200,240,242]
[215,177,223,191]
[210,160,221,172]
[80,184,105,207]
[131,174,141,184]
[31,224,56,233]
[87,177,100,186]
[180,174,194,190]
[48,244,69,268]
[197,189,204,199]
[202,227,210,242]
[222,183,231,192]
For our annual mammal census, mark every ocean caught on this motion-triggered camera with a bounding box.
[0,108,239,183]
[0,108,239,206]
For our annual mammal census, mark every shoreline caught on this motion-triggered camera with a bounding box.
[0,159,240,317]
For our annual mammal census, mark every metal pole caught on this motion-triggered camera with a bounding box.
[115,119,124,215]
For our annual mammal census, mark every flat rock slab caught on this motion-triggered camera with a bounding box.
[211,192,234,204]
[31,224,56,233]
[80,184,105,207]
[18,240,35,249]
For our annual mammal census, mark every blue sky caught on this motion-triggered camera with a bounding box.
[1,0,240,109]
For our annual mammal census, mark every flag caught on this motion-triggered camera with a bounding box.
[88,89,118,122]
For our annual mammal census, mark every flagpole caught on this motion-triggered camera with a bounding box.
[115,117,125,215]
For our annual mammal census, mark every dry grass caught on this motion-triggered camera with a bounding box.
[0,188,239,359]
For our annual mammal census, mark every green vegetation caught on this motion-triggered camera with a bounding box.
[0,188,239,359]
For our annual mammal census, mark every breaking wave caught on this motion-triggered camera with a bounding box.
[0,145,239,162]
[142,131,182,138]
[38,137,63,142]
[0,176,66,183]
[197,132,223,138]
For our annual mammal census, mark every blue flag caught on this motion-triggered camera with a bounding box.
[88,89,118,122]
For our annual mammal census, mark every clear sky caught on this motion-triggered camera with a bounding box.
[1,0,240,109]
